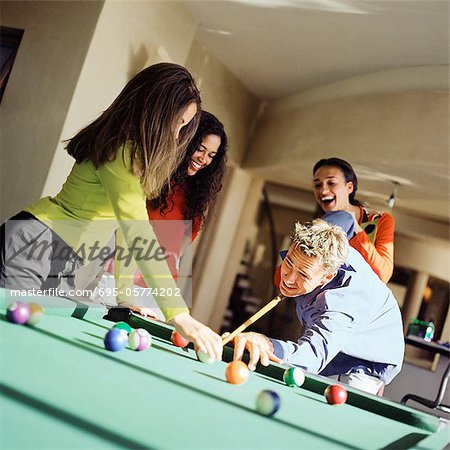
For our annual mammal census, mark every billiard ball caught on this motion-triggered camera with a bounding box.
[256,390,281,416]
[225,361,249,385]
[171,330,190,348]
[283,367,305,387]
[196,350,215,364]
[104,328,128,352]
[128,328,152,351]
[6,301,30,325]
[324,384,348,405]
[27,303,45,326]
[112,321,132,336]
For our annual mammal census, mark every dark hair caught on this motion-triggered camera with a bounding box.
[149,111,228,226]
[313,157,363,207]
[65,63,201,198]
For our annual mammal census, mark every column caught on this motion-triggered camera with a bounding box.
[191,167,263,329]
[401,271,429,334]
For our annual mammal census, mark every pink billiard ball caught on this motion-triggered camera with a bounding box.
[128,329,152,351]
[6,302,30,325]
[324,384,348,405]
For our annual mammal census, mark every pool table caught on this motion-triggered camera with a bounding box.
[1,288,448,449]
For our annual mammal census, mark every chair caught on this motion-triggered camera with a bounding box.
[401,361,450,414]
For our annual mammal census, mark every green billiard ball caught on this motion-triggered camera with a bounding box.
[112,321,132,335]
[283,367,305,387]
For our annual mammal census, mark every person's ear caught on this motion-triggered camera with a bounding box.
[347,181,354,196]
[320,270,336,286]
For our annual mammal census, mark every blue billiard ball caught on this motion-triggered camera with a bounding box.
[256,390,281,416]
[104,328,128,352]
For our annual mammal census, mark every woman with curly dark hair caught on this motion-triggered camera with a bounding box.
[148,110,228,256]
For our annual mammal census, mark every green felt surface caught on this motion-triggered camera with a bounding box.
[127,312,441,434]
[1,299,447,450]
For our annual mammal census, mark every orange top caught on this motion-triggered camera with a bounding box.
[349,206,394,283]
[134,184,201,284]
[109,183,202,287]
[147,182,201,245]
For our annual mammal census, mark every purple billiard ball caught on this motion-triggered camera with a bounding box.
[104,328,128,352]
[6,302,30,325]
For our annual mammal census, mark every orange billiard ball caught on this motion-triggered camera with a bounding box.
[225,361,249,385]
[27,303,45,326]
[171,330,190,348]
[324,384,348,405]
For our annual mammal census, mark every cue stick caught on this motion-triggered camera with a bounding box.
[222,294,285,346]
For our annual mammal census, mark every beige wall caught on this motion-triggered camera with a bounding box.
[244,66,449,224]
[42,0,199,197]
[185,39,259,166]
[246,90,448,173]
[0,1,104,221]
[395,234,450,283]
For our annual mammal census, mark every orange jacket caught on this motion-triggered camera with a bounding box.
[350,207,394,283]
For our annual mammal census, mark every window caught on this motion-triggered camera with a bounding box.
[1,26,24,103]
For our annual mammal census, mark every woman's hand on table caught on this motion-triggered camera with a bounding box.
[170,312,223,361]
[118,303,161,321]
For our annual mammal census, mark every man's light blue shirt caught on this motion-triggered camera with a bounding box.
[270,247,404,384]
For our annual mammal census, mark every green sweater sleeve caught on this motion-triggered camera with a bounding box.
[114,227,137,304]
[96,148,189,321]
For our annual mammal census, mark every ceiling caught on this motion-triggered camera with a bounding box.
[182,0,448,99]
[181,0,449,226]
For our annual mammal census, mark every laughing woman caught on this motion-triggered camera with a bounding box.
[147,110,227,275]
[312,157,395,283]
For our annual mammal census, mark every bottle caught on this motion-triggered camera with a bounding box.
[424,321,435,342]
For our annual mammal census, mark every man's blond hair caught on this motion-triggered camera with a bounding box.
[291,219,349,274]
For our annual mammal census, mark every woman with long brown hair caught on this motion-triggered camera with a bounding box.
[0,63,222,359]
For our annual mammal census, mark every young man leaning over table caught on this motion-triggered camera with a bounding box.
[230,212,404,395]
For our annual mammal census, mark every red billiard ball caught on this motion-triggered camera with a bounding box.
[171,330,190,348]
[225,361,249,385]
[324,384,348,405]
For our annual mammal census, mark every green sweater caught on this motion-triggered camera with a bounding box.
[26,147,188,321]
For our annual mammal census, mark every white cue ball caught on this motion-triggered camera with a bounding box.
[196,350,215,365]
